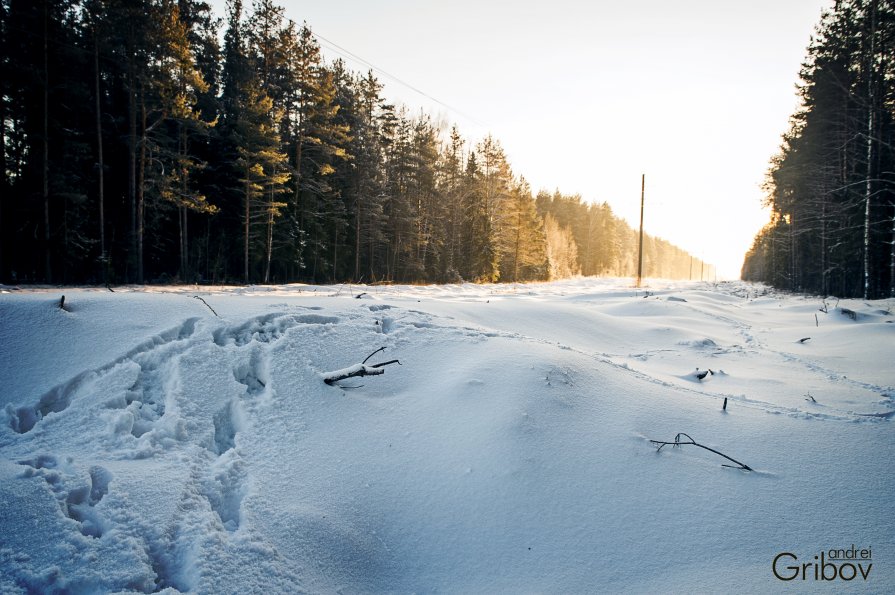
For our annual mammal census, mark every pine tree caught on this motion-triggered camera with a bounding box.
[233,83,288,283]
[3,0,93,282]
[745,0,895,297]
[347,70,388,282]
[274,25,350,282]
[459,150,498,282]
[467,135,516,281]
[500,178,547,282]
[437,125,465,282]
[101,0,154,281]
[246,0,295,282]
[381,108,409,280]
[217,0,287,283]
[152,1,217,280]
[544,213,578,279]
[407,114,441,281]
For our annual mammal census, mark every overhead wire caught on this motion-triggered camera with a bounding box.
[6,15,490,130]
[309,30,489,129]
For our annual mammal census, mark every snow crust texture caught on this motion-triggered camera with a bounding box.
[0,279,892,593]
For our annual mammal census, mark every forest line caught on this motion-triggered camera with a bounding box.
[742,0,895,299]
[0,0,709,285]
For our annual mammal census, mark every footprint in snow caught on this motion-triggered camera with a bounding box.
[7,318,199,435]
[17,456,112,538]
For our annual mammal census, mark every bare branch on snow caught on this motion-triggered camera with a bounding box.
[193,295,220,317]
[323,348,401,385]
[649,432,753,471]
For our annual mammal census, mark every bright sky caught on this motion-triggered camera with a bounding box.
[212,0,832,279]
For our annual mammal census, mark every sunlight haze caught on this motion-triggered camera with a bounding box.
[213,0,833,279]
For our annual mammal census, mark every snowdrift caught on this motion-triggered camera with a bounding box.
[1,279,892,593]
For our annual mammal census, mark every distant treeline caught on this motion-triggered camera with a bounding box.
[0,0,707,285]
[742,0,895,298]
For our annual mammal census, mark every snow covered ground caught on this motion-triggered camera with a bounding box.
[1,278,892,593]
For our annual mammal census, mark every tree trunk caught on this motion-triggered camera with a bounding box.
[293,121,303,280]
[0,103,4,280]
[863,0,877,300]
[244,176,250,284]
[584,210,593,276]
[137,90,146,284]
[890,211,894,297]
[94,28,106,282]
[790,214,797,291]
[179,124,188,279]
[354,192,361,282]
[311,202,320,280]
[205,218,211,281]
[821,190,828,296]
[369,194,376,281]
[332,225,338,282]
[513,204,522,282]
[128,72,137,282]
[42,0,51,282]
[179,206,188,280]
[264,186,273,284]
[0,9,6,281]
[184,208,189,279]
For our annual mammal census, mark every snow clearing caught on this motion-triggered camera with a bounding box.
[1,278,892,593]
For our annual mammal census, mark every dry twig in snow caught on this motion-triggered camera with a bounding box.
[649,432,752,471]
[323,347,401,385]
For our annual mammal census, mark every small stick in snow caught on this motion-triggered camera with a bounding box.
[723,397,728,411]
[798,337,811,343]
[323,347,401,385]
[193,295,220,317]
[59,295,66,310]
[649,432,752,471]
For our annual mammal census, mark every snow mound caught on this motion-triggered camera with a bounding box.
[1,279,892,593]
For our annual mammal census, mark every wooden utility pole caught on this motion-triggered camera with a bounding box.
[636,174,645,287]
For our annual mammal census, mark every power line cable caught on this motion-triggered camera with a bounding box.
[310,30,488,129]
[6,8,489,129]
